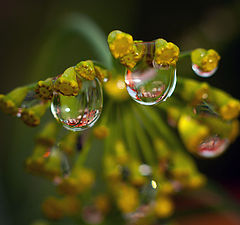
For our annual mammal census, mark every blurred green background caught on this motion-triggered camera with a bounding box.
[0,0,240,224]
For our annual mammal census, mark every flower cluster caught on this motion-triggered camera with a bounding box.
[0,29,239,225]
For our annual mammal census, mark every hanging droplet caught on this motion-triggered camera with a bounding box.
[51,78,103,131]
[125,42,177,105]
[197,135,229,158]
[193,102,231,158]
[192,64,217,78]
[191,48,220,78]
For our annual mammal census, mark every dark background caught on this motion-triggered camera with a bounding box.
[0,0,239,224]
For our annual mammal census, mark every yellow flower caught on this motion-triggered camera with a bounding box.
[114,140,129,164]
[0,86,30,116]
[220,99,240,120]
[21,102,49,127]
[119,41,146,69]
[75,60,96,80]
[154,196,174,218]
[93,125,109,139]
[178,115,210,153]
[35,78,53,101]
[154,39,179,66]
[108,30,134,59]
[229,120,239,142]
[186,173,206,189]
[94,65,109,83]
[117,184,139,213]
[104,76,129,101]
[73,168,95,192]
[54,67,81,96]
[191,48,220,72]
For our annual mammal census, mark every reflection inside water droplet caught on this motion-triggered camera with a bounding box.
[192,64,217,78]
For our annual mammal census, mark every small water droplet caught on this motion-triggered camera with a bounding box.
[125,42,177,105]
[198,136,229,158]
[192,64,217,78]
[51,78,103,131]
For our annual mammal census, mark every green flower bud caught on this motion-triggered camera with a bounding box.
[75,60,96,80]
[54,67,81,96]
[0,86,30,116]
[21,102,49,127]
[35,121,58,147]
[35,78,54,101]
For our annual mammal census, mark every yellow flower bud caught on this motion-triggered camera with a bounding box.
[0,86,30,116]
[35,78,53,101]
[54,67,81,96]
[154,196,174,218]
[93,125,109,139]
[108,30,134,59]
[191,48,220,72]
[119,41,146,69]
[75,60,96,80]
[154,39,179,66]
[178,115,210,153]
[117,184,139,213]
[21,102,49,127]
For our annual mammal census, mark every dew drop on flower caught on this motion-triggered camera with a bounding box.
[51,78,103,131]
[125,42,177,105]
[194,102,230,158]
[192,64,217,78]
[197,135,229,158]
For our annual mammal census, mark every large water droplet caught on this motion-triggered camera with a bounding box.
[125,42,177,105]
[51,78,103,131]
[192,64,217,78]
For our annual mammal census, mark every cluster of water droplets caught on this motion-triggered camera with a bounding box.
[125,42,177,105]
[51,77,103,132]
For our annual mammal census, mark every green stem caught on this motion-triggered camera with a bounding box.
[121,104,140,160]
[179,50,191,59]
[129,103,156,165]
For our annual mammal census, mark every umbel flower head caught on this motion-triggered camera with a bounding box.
[0,21,239,225]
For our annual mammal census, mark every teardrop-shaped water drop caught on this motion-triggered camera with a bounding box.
[125,42,177,105]
[51,78,103,131]
[192,64,217,78]
[194,102,231,158]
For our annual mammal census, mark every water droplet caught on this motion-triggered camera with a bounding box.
[198,135,229,158]
[192,64,217,78]
[194,102,231,158]
[125,42,177,105]
[51,78,103,131]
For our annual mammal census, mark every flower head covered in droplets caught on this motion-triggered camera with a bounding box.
[0,20,239,225]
